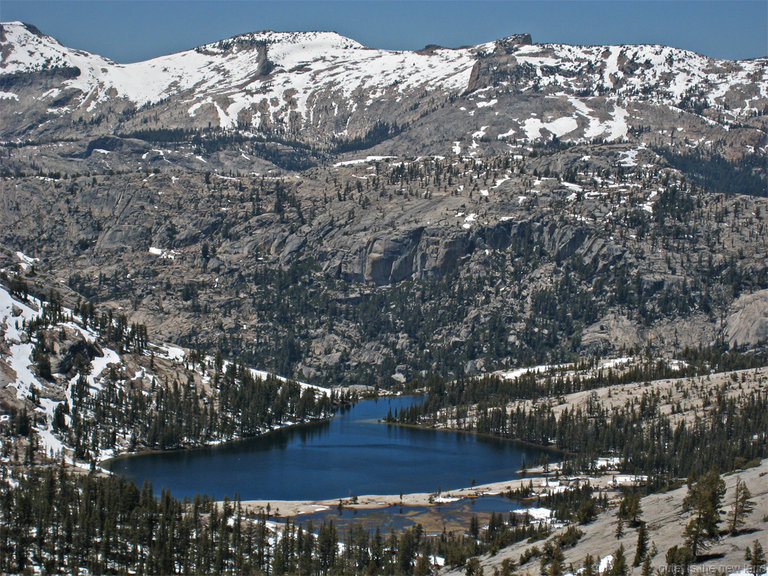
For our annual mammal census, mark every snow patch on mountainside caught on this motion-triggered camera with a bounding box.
[525,116,579,140]
[0,281,329,465]
[0,289,42,401]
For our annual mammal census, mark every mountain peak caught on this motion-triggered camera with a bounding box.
[500,33,533,46]
[0,20,86,74]
[194,29,365,57]
[1,21,54,44]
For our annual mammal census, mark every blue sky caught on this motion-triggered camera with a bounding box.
[2,1,766,62]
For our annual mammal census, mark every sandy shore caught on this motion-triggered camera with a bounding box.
[236,471,621,519]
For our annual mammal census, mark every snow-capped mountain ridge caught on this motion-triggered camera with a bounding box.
[0,21,477,109]
[1,21,766,159]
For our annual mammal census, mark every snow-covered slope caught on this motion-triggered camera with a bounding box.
[0,21,478,128]
[510,42,767,113]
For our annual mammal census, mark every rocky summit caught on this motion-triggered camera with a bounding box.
[1,22,767,386]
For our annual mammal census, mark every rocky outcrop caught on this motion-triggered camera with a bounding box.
[363,232,421,285]
[83,136,150,158]
[581,313,642,355]
[332,229,473,285]
[326,218,623,286]
[726,289,768,348]
[543,223,588,260]
[52,334,103,376]
[496,34,533,53]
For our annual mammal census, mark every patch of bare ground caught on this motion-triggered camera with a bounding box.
[541,365,768,429]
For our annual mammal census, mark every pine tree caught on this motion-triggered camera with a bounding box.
[633,522,648,566]
[583,554,596,576]
[682,469,725,556]
[398,526,421,574]
[641,555,653,576]
[666,545,694,576]
[465,557,484,576]
[549,547,564,576]
[317,520,337,573]
[727,477,754,535]
[611,544,629,576]
[414,553,433,576]
[470,515,480,539]
[619,492,642,527]
[746,541,766,576]
[498,558,516,576]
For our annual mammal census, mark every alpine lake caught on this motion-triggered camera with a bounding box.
[105,395,557,532]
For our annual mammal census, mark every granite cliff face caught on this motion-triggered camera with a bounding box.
[1,23,767,385]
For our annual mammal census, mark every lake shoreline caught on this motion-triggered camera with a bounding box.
[100,414,335,469]
[99,394,388,468]
[381,418,570,457]
[235,469,622,520]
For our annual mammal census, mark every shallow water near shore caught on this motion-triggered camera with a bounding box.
[105,396,555,501]
[293,493,524,534]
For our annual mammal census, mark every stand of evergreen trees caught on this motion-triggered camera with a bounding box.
[0,464,567,576]
[59,362,334,459]
[653,148,766,198]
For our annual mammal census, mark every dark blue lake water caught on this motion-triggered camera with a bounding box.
[105,396,552,501]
